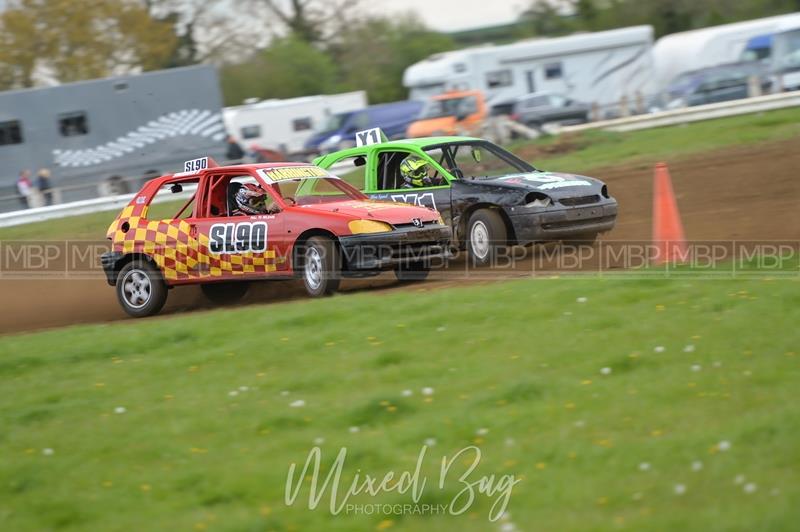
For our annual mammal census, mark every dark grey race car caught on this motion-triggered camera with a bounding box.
[315,136,618,265]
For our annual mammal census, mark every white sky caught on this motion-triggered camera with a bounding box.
[366,0,528,31]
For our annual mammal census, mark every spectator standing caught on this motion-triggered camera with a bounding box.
[37,168,53,205]
[16,170,33,209]
[226,135,245,161]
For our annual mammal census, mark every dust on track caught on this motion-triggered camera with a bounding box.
[2,138,799,335]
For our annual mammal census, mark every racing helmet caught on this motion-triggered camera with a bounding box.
[400,156,432,187]
[235,183,268,215]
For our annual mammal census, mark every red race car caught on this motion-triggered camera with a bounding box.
[101,158,450,317]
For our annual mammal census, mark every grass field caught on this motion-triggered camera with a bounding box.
[2,107,799,243]
[1,274,798,531]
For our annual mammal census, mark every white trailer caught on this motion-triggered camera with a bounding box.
[652,12,800,89]
[223,91,367,154]
[403,26,655,111]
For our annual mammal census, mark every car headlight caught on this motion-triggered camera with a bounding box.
[348,220,393,234]
[524,192,551,208]
[321,134,342,148]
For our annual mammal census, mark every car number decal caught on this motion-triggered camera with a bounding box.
[387,192,437,211]
[209,222,268,254]
[355,128,387,147]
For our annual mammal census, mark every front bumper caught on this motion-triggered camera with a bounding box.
[508,201,618,244]
[100,251,124,286]
[339,225,451,270]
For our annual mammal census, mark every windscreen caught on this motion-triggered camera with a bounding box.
[321,112,352,133]
[421,96,477,119]
[258,169,366,205]
[425,141,534,179]
[774,29,800,71]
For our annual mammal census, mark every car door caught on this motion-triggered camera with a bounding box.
[190,172,286,280]
[547,94,580,123]
[137,175,205,284]
[367,148,454,225]
[522,95,549,126]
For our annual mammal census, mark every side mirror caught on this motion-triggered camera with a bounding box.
[354,156,366,167]
[456,112,468,122]
[170,183,183,193]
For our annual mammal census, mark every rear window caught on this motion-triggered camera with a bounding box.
[491,102,515,116]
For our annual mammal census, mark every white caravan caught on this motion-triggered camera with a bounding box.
[652,12,800,89]
[223,91,367,154]
[403,26,655,111]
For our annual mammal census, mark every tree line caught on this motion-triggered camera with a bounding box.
[1,0,798,105]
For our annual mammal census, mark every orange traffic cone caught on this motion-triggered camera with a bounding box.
[652,162,688,265]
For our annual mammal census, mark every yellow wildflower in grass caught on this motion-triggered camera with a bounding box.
[376,520,394,530]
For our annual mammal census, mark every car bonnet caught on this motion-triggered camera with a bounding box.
[294,200,439,224]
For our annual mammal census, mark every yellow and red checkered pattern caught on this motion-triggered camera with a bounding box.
[109,205,277,282]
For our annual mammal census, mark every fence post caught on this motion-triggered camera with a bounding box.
[591,102,600,122]
[747,75,762,97]
[635,91,645,114]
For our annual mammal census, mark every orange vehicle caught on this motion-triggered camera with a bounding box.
[406,90,487,138]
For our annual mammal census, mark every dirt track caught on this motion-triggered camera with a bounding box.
[2,138,799,335]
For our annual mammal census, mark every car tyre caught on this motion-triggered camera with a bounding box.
[115,259,168,318]
[394,261,430,282]
[201,282,250,305]
[301,236,341,297]
[467,209,507,267]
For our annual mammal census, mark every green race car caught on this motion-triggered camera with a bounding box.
[314,134,618,265]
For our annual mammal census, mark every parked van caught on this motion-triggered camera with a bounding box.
[406,90,487,138]
[304,100,423,154]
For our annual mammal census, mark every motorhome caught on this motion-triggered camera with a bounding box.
[652,12,800,89]
[403,26,656,112]
[223,91,367,155]
[0,65,228,210]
